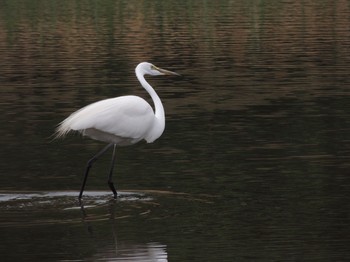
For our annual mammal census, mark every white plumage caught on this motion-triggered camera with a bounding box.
[55,62,179,199]
[57,95,156,146]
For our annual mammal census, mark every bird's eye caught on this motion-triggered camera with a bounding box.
[150,65,156,70]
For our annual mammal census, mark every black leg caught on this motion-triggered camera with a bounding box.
[79,143,114,199]
[107,144,118,199]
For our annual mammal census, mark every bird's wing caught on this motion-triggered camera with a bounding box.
[57,95,155,139]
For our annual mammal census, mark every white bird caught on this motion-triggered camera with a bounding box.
[55,62,179,199]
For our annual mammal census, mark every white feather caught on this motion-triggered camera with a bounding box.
[56,95,156,144]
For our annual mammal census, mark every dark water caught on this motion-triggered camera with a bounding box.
[1,0,350,261]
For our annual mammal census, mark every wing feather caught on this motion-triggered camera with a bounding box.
[56,95,155,140]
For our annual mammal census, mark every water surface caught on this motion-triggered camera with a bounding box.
[0,0,349,261]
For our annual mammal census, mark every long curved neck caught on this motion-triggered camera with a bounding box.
[135,68,165,126]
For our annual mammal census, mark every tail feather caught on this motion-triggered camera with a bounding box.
[54,121,71,139]
[54,107,86,139]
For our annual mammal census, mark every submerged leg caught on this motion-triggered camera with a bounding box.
[79,143,114,199]
[107,144,118,199]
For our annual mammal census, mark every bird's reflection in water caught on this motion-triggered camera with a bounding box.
[78,198,117,235]
[78,199,168,261]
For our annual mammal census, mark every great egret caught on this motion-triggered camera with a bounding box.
[55,62,179,199]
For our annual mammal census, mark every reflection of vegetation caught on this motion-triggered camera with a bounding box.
[0,0,259,45]
[1,0,349,143]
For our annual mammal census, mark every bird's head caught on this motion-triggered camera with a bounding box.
[137,62,180,76]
